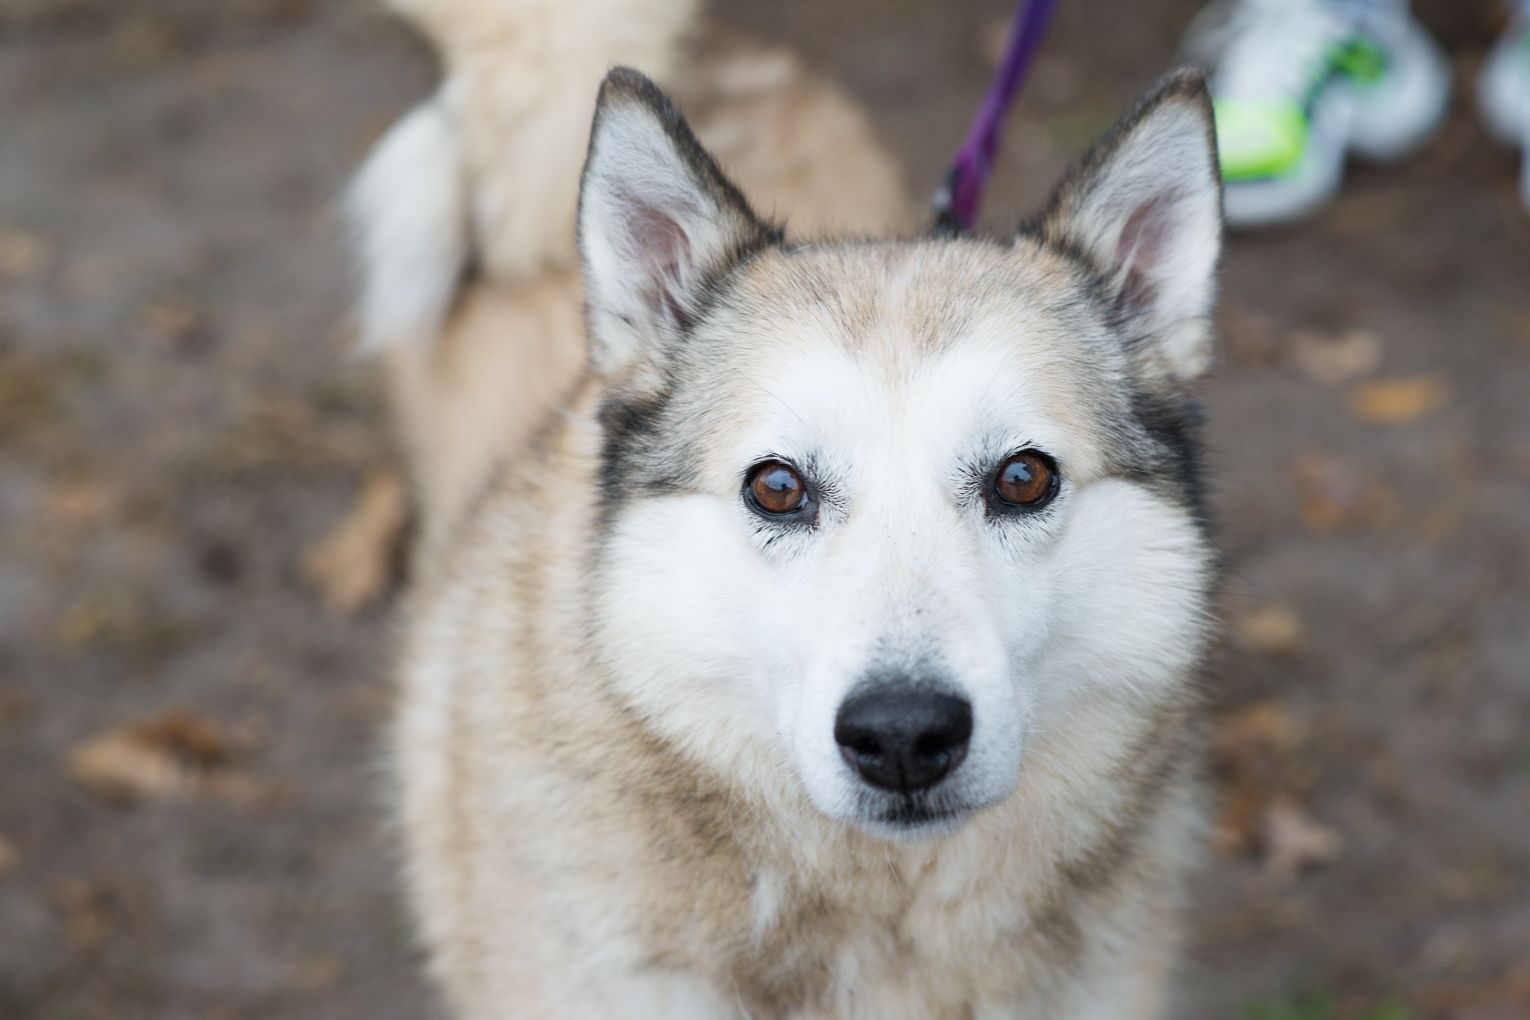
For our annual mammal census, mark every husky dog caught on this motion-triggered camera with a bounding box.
[354,2,1222,1017]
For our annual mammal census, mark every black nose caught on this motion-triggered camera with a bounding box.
[834,687,973,795]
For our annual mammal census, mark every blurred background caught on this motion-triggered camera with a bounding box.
[0,0,1526,1017]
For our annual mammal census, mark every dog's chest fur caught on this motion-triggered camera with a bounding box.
[610,715,1197,1019]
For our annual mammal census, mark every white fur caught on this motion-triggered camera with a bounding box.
[346,97,467,351]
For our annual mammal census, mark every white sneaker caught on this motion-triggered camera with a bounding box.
[1184,0,1452,228]
[1479,12,1530,209]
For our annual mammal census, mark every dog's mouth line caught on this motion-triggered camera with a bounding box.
[869,792,974,829]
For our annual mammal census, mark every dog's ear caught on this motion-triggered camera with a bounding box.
[1032,69,1222,384]
[577,67,773,383]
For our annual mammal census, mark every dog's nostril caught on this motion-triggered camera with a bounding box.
[834,686,973,796]
[846,734,881,757]
[914,731,955,759]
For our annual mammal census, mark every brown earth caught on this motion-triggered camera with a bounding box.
[0,1,1526,1018]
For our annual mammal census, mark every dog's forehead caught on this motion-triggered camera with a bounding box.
[732,240,1093,351]
[686,239,1127,476]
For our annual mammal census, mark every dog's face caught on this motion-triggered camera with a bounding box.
[578,69,1221,838]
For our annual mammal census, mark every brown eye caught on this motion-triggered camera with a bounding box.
[746,460,809,517]
[992,451,1059,510]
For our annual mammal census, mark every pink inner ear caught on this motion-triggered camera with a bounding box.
[628,199,692,275]
[1114,192,1174,314]
[624,194,694,327]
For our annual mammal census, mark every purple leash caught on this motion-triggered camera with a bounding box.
[933,0,1059,234]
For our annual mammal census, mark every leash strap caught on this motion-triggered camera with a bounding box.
[932,0,1059,234]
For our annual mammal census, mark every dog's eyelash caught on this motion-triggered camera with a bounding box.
[752,521,821,564]
[758,528,791,549]
[987,503,1062,551]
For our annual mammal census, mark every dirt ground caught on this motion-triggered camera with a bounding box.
[1,1,1526,1018]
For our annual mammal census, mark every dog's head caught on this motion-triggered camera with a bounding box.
[578,68,1220,838]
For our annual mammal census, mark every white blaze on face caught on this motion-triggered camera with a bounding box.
[722,337,1073,824]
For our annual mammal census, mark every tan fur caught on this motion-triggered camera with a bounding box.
[367,2,1214,1017]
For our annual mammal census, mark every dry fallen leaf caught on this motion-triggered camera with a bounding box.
[50,877,120,951]
[1349,375,1449,425]
[200,771,287,809]
[1211,701,1338,878]
[53,587,186,659]
[55,590,136,649]
[1290,328,1383,386]
[1423,968,1530,1020]
[0,355,59,439]
[107,15,183,66]
[212,395,374,475]
[0,834,19,878]
[1260,796,1344,880]
[0,229,52,278]
[1212,700,1304,857]
[1290,453,1399,533]
[1418,499,1468,542]
[302,468,409,615]
[67,709,279,807]
[293,954,344,993]
[1220,302,1281,367]
[70,730,189,800]
[45,475,120,533]
[0,688,28,728]
[140,297,208,350]
[1214,701,1303,767]
[1232,603,1305,658]
[135,710,235,765]
[219,396,318,468]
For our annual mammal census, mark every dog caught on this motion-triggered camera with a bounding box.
[349,1,1223,1016]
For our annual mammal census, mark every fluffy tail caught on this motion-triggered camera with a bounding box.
[346,0,699,350]
[347,99,467,352]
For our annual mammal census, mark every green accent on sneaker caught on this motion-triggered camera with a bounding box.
[1213,35,1397,184]
[1329,38,1387,88]
[1214,100,1310,181]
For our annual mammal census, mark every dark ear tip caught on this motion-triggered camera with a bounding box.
[599,66,665,108]
[1143,67,1213,117]
[1156,66,1209,96]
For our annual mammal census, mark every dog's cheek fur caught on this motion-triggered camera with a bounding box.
[593,493,805,781]
[1029,478,1213,715]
